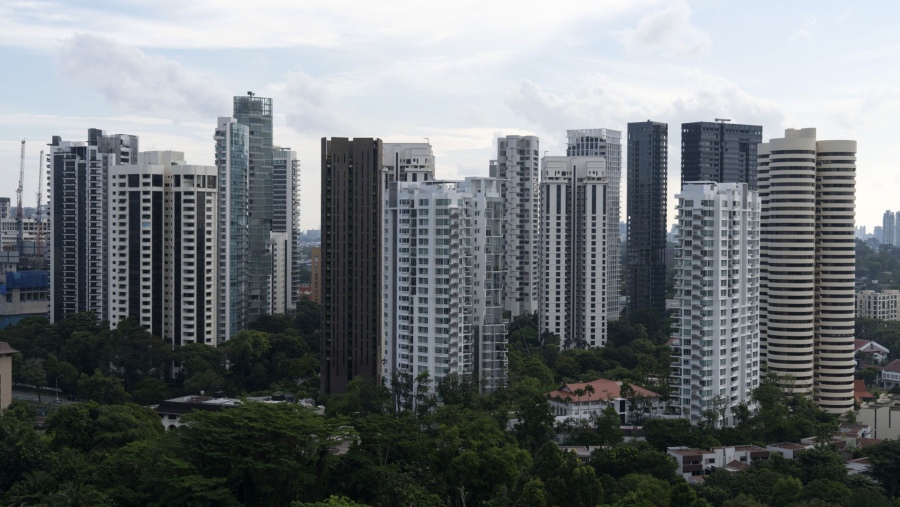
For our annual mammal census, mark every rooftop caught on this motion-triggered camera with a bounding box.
[883,359,900,373]
[0,342,18,355]
[547,378,660,403]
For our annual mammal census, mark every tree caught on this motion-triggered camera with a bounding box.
[292,496,371,507]
[46,402,163,453]
[864,439,900,497]
[593,404,624,446]
[76,371,131,405]
[513,390,555,454]
[798,446,846,484]
[19,357,48,403]
[770,476,802,507]
[590,442,678,482]
[800,479,851,506]
[0,402,51,491]
[515,478,549,507]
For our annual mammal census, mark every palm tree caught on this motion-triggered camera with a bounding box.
[584,384,596,416]
[573,388,586,418]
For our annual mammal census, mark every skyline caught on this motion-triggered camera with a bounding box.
[1,1,898,231]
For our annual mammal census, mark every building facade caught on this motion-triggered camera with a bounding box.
[857,290,900,321]
[566,129,623,321]
[233,94,273,323]
[671,182,761,426]
[49,129,138,323]
[215,117,250,343]
[626,121,668,315]
[272,146,301,312]
[383,178,507,392]
[320,138,384,394]
[491,135,540,317]
[539,156,608,349]
[108,151,217,346]
[0,342,16,410]
[681,121,763,190]
[382,143,435,185]
[883,210,896,246]
[309,246,322,304]
[759,128,856,414]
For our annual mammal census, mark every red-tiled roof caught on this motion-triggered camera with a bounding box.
[858,438,883,448]
[723,460,750,471]
[546,378,661,402]
[854,339,870,350]
[884,359,900,373]
[855,380,876,402]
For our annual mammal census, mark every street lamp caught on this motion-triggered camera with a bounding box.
[55,375,62,404]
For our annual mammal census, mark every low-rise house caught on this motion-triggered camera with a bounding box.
[667,445,769,479]
[558,445,604,462]
[546,378,662,424]
[854,339,890,365]
[766,442,813,459]
[882,360,900,389]
[854,380,876,403]
[153,393,307,430]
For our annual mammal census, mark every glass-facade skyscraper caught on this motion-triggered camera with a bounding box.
[215,117,250,342]
[233,94,273,323]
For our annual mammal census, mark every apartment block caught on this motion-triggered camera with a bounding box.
[383,178,507,392]
[671,182,761,426]
[491,135,539,316]
[382,143,435,185]
[566,129,623,321]
[108,151,217,346]
[49,129,138,323]
[759,128,856,414]
[857,290,900,321]
[539,156,608,349]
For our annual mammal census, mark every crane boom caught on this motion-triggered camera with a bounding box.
[16,139,24,254]
[35,149,44,258]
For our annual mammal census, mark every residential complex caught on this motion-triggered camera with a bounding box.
[491,135,540,317]
[681,121,763,190]
[759,128,856,414]
[107,151,218,346]
[671,182,761,425]
[382,178,507,392]
[48,128,138,323]
[320,138,384,394]
[626,121,668,315]
[856,290,900,321]
[539,156,608,349]
[566,129,623,321]
[214,117,250,342]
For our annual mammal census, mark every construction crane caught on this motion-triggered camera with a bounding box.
[35,149,44,259]
[16,139,24,254]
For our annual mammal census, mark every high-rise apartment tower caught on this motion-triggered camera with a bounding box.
[107,151,217,345]
[671,182,760,426]
[49,129,138,323]
[320,138,384,394]
[626,121,668,315]
[566,129,622,321]
[215,117,250,342]
[539,156,608,349]
[759,128,856,414]
[233,94,273,322]
[681,121,763,190]
[491,135,540,316]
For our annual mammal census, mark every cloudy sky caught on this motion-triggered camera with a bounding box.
[1,0,898,231]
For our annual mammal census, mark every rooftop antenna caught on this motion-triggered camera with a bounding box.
[715,118,731,123]
[247,91,255,97]
[423,137,429,144]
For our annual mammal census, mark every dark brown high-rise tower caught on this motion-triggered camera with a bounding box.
[320,138,383,394]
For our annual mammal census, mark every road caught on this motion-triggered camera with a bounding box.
[11,387,77,406]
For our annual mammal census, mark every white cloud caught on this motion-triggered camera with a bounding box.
[270,71,352,136]
[56,33,231,119]
[621,1,710,58]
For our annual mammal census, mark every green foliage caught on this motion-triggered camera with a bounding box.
[864,438,900,497]
[590,442,678,482]
[45,401,163,453]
